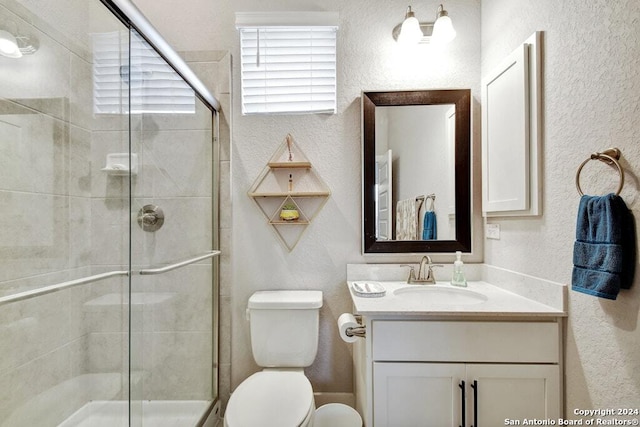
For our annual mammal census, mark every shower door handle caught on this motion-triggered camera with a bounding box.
[138,251,221,275]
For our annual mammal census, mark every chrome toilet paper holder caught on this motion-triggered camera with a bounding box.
[346,315,366,338]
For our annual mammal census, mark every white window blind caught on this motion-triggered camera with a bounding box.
[237,13,338,115]
[92,31,195,115]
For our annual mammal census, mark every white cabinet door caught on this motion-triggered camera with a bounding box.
[373,362,465,427]
[373,363,560,427]
[482,31,542,217]
[482,43,530,214]
[446,106,456,217]
[375,149,393,240]
[466,364,560,426]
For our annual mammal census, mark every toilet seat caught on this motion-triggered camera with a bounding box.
[225,370,314,427]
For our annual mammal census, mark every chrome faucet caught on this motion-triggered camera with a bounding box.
[402,256,443,284]
[401,264,417,283]
[418,256,432,281]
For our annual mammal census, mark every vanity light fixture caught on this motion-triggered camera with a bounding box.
[0,29,38,58]
[392,3,456,45]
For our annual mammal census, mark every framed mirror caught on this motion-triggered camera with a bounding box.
[362,89,471,253]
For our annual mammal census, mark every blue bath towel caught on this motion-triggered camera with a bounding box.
[571,194,636,300]
[422,211,437,240]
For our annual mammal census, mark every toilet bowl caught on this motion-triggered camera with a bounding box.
[224,290,322,427]
[224,370,315,427]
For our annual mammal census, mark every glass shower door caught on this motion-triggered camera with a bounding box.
[0,1,218,425]
[0,1,133,425]
[127,28,218,427]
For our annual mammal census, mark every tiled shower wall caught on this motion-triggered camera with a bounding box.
[0,0,231,423]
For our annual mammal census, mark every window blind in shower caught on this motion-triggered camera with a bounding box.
[236,12,338,115]
[92,31,195,115]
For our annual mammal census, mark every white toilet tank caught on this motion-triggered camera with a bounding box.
[248,290,323,367]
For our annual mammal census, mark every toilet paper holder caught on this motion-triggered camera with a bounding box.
[346,315,366,338]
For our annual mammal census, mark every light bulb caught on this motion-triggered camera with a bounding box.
[0,30,22,58]
[398,7,423,45]
[431,10,456,45]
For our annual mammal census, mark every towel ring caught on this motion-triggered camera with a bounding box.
[575,148,625,196]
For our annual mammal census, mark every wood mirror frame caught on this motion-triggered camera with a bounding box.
[362,89,472,253]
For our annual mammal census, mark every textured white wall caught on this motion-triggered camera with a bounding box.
[134,0,640,414]
[226,0,481,397]
[218,0,479,398]
[481,0,640,414]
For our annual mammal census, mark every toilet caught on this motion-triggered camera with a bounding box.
[224,290,323,427]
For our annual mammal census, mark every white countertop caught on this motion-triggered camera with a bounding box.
[348,280,566,318]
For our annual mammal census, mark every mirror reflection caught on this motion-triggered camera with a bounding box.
[362,89,471,253]
[375,104,456,241]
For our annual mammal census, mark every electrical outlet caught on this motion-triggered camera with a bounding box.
[486,223,500,240]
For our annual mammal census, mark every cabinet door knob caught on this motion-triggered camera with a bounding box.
[459,380,466,427]
[471,380,478,427]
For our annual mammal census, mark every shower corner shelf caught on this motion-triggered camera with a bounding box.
[248,135,331,251]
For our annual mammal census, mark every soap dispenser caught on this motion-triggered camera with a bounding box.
[451,251,467,287]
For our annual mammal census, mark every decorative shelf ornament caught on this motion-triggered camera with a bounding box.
[248,134,331,251]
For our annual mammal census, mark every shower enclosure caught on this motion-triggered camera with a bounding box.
[0,0,220,425]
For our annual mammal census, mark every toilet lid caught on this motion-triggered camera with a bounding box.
[226,371,314,427]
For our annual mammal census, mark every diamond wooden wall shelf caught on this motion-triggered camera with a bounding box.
[248,134,331,251]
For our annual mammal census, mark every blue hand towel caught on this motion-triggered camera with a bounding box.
[571,194,636,300]
[422,211,437,240]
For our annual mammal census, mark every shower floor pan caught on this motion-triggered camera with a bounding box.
[59,400,211,427]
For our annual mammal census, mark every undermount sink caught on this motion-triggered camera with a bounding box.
[393,285,488,305]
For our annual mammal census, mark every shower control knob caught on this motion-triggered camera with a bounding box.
[137,204,164,232]
[142,213,157,225]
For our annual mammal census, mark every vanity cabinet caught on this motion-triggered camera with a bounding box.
[360,319,562,427]
[374,362,559,427]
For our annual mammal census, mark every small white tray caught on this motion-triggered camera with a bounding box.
[351,281,386,298]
